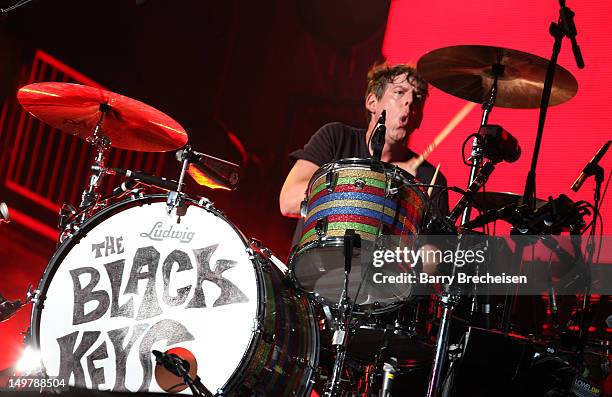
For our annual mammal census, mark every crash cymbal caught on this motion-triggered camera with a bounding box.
[472,191,546,212]
[17,82,187,152]
[417,45,578,108]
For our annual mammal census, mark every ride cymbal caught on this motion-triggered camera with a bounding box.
[417,45,578,108]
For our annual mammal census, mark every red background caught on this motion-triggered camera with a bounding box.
[383,0,611,234]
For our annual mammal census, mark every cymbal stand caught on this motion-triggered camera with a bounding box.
[425,65,504,397]
[60,103,112,238]
[167,145,190,215]
[324,230,359,397]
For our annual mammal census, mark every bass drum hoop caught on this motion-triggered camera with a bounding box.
[28,194,316,396]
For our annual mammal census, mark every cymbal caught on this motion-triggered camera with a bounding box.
[17,82,188,152]
[472,191,546,212]
[417,45,578,108]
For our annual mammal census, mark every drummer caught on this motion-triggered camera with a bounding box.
[279,63,449,246]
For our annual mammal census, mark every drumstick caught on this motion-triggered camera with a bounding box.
[428,163,441,197]
[415,102,477,166]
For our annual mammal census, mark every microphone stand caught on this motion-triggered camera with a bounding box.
[522,0,584,209]
[505,0,585,335]
[574,159,604,359]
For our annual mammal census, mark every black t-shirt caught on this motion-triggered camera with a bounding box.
[288,122,450,248]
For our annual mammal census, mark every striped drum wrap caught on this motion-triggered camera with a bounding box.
[297,159,428,249]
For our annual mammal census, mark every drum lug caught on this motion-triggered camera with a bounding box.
[325,171,338,192]
[300,199,308,218]
[354,178,366,190]
[27,288,43,306]
[129,190,145,200]
[247,238,269,264]
[315,217,328,237]
[197,196,215,211]
[294,356,309,369]
[387,185,399,198]
[261,330,276,343]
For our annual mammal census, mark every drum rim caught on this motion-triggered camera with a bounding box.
[28,193,266,393]
[289,238,405,315]
[308,157,426,198]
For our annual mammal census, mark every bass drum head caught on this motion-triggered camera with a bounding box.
[31,195,259,394]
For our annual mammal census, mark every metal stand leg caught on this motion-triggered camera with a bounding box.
[426,293,460,397]
[324,229,359,397]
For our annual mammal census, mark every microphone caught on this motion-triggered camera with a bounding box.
[478,125,521,163]
[112,169,179,191]
[153,350,190,378]
[381,358,397,397]
[571,140,611,192]
[559,4,585,69]
[111,179,140,196]
[0,202,9,223]
[152,348,214,397]
[371,110,386,162]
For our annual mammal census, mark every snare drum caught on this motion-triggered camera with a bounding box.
[290,158,429,311]
[28,194,318,396]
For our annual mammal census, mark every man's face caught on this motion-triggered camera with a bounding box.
[368,73,425,144]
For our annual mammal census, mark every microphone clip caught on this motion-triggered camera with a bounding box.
[371,110,386,162]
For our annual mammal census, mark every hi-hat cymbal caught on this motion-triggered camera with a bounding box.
[417,45,578,108]
[472,191,546,212]
[17,82,188,152]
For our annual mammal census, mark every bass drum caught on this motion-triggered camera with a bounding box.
[28,194,318,396]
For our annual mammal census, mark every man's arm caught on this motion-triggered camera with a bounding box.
[279,159,320,217]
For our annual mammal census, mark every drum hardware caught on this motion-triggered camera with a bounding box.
[522,0,583,211]
[152,349,214,397]
[167,145,192,215]
[176,146,241,191]
[371,110,386,162]
[316,217,329,237]
[326,168,339,191]
[425,162,496,397]
[248,238,289,274]
[79,103,112,211]
[324,229,360,397]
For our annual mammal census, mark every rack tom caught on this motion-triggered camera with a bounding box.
[289,158,429,311]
